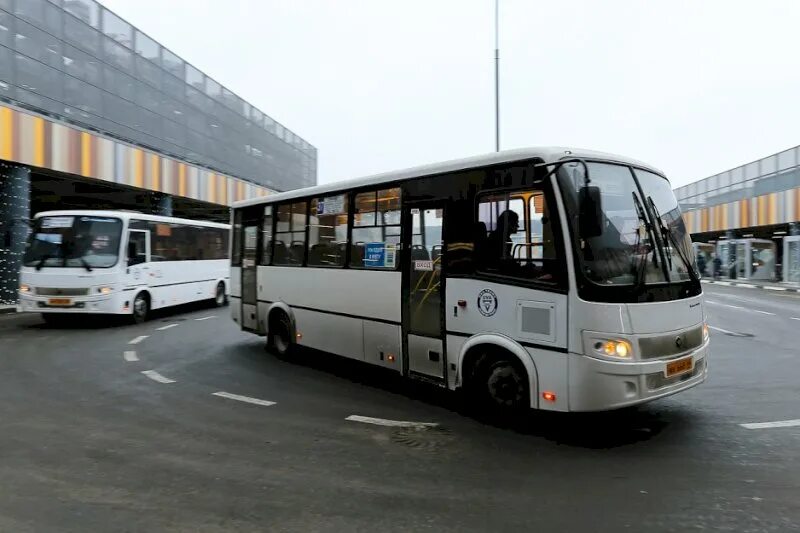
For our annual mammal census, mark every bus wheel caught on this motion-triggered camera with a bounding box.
[214,282,227,307]
[475,352,528,412]
[132,293,149,324]
[267,311,293,357]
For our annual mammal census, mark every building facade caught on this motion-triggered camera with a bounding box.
[675,145,800,282]
[0,0,317,306]
[0,0,316,191]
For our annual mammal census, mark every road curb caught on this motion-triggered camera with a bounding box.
[0,306,16,315]
[700,279,800,293]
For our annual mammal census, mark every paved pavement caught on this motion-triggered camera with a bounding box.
[0,291,798,532]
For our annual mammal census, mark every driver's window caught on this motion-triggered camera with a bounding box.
[128,232,147,266]
[476,190,557,283]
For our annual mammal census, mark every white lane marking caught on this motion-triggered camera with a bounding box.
[123,350,139,362]
[212,391,276,407]
[704,300,775,315]
[195,315,217,321]
[715,281,732,286]
[345,415,439,428]
[764,286,788,291]
[141,370,175,384]
[792,317,800,321]
[708,325,750,337]
[155,323,179,331]
[738,284,757,289]
[741,419,800,430]
[128,335,149,345]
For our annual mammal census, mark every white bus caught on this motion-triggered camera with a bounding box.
[230,148,709,412]
[17,210,230,324]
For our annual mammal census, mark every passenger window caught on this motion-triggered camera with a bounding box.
[261,205,273,265]
[274,201,307,266]
[476,190,558,283]
[308,194,348,267]
[350,188,401,269]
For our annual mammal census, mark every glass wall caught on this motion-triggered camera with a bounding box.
[675,146,800,215]
[0,0,316,191]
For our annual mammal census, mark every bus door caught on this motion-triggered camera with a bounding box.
[403,202,446,382]
[126,228,150,281]
[241,222,259,331]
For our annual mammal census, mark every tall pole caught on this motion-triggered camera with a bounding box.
[494,0,500,152]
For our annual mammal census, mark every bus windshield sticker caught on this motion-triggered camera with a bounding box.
[364,242,385,267]
[41,216,73,229]
[319,195,345,215]
[384,243,397,268]
[414,259,433,271]
[477,289,498,317]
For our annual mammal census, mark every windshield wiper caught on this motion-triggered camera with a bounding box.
[77,256,93,272]
[630,192,660,291]
[35,254,53,271]
[647,196,698,283]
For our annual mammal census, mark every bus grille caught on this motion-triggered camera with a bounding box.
[646,358,705,391]
[638,325,704,360]
[35,287,90,296]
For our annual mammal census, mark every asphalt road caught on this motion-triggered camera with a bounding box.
[0,285,798,532]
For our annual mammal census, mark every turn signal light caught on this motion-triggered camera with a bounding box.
[296,332,303,340]
[19,284,30,293]
[387,354,396,363]
[542,391,557,402]
[703,323,709,341]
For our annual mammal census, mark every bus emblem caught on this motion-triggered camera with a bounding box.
[477,289,498,317]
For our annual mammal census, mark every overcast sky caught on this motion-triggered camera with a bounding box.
[102,0,800,188]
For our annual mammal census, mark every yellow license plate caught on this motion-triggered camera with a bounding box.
[48,298,72,306]
[665,356,693,378]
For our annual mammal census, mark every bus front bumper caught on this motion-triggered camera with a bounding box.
[16,292,127,315]
[567,341,709,412]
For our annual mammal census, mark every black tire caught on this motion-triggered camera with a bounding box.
[131,292,149,324]
[267,311,293,357]
[470,350,529,413]
[214,282,228,307]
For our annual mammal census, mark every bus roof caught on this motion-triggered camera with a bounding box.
[233,146,665,208]
[33,210,230,229]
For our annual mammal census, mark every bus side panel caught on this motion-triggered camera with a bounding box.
[261,268,401,323]
[230,267,242,299]
[146,259,227,309]
[294,308,364,361]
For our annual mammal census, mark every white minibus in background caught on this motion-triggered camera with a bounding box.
[230,148,709,413]
[17,210,230,324]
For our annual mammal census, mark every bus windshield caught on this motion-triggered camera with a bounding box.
[558,162,694,286]
[23,215,123,269]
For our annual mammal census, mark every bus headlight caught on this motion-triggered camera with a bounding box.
[19,283,30,293]
[593,339,632,359]
[97,286,112,295]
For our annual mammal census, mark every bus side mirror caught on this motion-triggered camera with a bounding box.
[579,186,603,238]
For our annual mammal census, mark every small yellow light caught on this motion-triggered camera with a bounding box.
[603,341,616,356]
[542,391,557,402]
[387,354,396,363]
[703,323,709,340]
[296,332,302,340]
[615,341,630,358]
[99,286,111,294]
[19,284,30,293]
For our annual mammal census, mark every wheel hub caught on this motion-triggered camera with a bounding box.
[487,366,523,406]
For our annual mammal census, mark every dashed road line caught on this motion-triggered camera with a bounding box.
[346,415,439,428]
[791,317,800,321]
[708,325,752,337]
[155,323,179,331]
[212,391,276,407]
[740,419,800,430]
[195,315,217,321]
[123,350,139,362]
[705,300,775,315]
[141,370,176,384]
[128,335,149,345]
[751,309,776,316]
